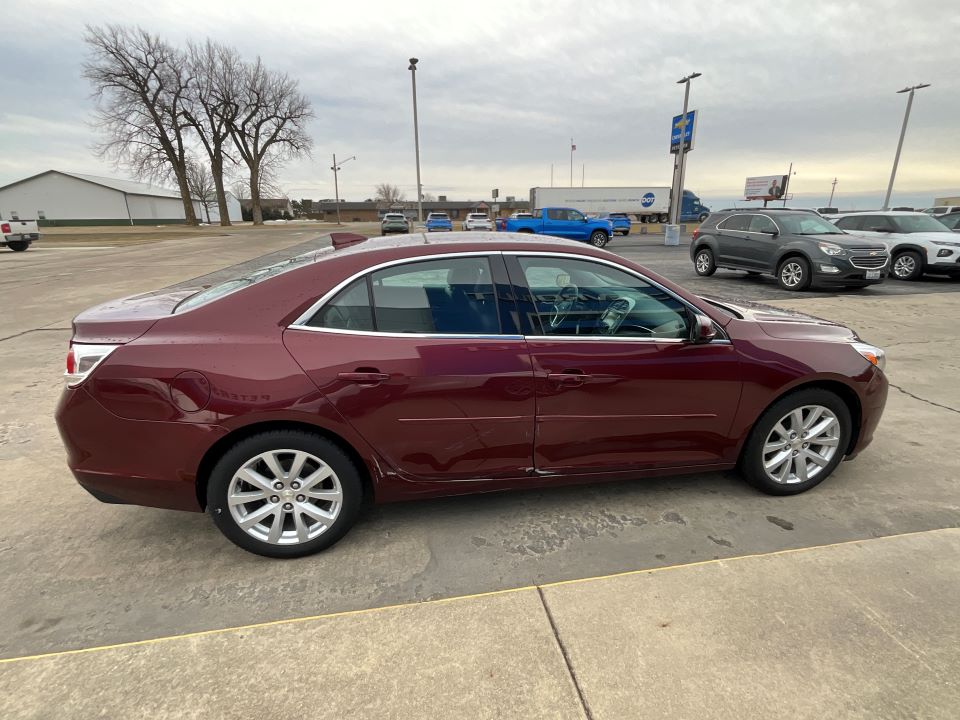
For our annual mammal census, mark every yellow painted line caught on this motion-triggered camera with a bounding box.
[0,527,949,666]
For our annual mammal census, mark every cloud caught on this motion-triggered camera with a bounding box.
[0,0,957,209]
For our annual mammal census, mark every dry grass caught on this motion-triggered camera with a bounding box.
[39,221,374,246]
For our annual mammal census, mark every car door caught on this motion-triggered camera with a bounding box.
[283,253,536,482]
[545,208,575,239]
[743,214,782,270]
[506,253,742,474]
[714,214,752,267]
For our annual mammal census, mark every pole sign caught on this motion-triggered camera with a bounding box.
[670,110,697,154]
[492,188,499,199]
[744,175,789,201]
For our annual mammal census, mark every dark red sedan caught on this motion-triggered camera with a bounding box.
[56,234,888,557]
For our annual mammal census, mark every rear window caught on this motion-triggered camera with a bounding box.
[174,250,328,313]
[428,213,449,220]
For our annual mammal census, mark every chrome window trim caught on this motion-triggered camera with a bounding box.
[287,325,524,341]
[289,251,507,333]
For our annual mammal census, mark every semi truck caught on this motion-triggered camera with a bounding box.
[529,187,710,224]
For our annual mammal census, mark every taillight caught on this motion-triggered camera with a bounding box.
[1,223,10,234]
[692,228,701,241]
[64,343,120,387]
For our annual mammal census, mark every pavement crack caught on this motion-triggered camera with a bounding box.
[888,383,960,415]
[0,327,71,343]
[537,586,594,720]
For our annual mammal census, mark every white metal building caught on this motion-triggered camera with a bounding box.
[0,170,204,226]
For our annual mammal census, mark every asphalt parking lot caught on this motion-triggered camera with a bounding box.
[2,227,959,715]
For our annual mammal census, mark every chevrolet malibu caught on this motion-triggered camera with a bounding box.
[56,234,888,557]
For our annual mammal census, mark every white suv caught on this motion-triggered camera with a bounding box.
[831,211,960,280]
[462,213,493,231]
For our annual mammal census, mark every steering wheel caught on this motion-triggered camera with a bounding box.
[549,285,579,329]
[597,296,638,335]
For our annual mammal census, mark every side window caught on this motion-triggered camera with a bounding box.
[307,277,374,331]
[719,214,749,231]
[861,216,893,232]
[567,210,585,222]
[547,208,564,221]
[749,215,778,234]
[371,257,500,335]
[836,216,862,231]
[517,256,690,339]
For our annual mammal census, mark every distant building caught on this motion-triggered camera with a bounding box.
[933,196,960,206]
[310,199,530,222]
[0,170,202,226]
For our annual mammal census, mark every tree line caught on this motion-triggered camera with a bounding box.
[83,25,313,225]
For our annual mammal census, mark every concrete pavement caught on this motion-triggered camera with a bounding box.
[2,529,957,719]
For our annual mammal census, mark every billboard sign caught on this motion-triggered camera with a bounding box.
[744,175,789,201]
[670,110,697,154]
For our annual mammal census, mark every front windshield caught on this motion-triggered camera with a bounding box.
[775,214,845,235]
[174,249,327,313]
[895,214,951,233]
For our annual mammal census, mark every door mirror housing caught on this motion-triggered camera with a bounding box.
[689,314,718,344]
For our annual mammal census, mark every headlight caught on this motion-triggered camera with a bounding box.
[932,240,960,247]
[851,342,885,371]
[818,241,844,256]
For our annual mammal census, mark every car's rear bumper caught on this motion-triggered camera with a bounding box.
[55,386,225,512]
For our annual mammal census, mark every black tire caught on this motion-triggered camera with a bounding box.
[740,388,852,496]
[7,241,29,252]
[589,230,609,248]
[777,256,812,291]
[207,430,364,558]
[891,250,923,281]
[658,213,668,223]
[694,247,717,276]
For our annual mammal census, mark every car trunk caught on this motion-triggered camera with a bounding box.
[71,288,197,343]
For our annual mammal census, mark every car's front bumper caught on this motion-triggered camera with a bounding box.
[813,256,889,285]
[847,365,889,459]
[55,385,224,512]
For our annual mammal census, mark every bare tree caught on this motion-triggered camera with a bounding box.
[184,39,239,226]
[421,192,437,202]
[83,24,198,225]
[224,58,312,224]
[375,183,405,204]
[185,159,216,223]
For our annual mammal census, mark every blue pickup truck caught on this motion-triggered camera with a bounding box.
[504,207,613,247]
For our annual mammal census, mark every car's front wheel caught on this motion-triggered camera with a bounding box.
[207,430,363,558]
[694,247,716,276]
[740,389,852,495]
[777,256,811,291]
[589,231,608,248]
[891,250,923,281]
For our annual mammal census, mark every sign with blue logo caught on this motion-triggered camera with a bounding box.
[641,192,656,208]
[670,110,697,154]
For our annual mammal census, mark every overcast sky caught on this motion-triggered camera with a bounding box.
[1,0,957,210]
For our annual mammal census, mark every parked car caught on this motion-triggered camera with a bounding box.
[425,212,452,232]
[597,212,632,236]
[380,213,410,235]
[1,218,39,251]
[830,211,960,280]
[505,207,613,247]
[921,205,960,217]
[462,213,493,231]
[936,213,960,232]
[56,233,888,557]
[691,209,889,291]
[816,207,839,215]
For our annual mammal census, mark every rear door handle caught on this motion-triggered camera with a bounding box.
[548,371,590,386]
[337,371,390,385]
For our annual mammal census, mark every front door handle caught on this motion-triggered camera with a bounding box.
[548,371,590,386]
[337,371,390,385]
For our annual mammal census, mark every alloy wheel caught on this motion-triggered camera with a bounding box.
[781,262,803,288]
[227,449,343,545]
[762,405,841,484]
[893,255,916,279]
[696,252,711,273]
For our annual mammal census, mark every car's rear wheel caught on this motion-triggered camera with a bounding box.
[694,247,716,276]
[777,256,811,291]
[7,241,29,252]
[207,430,363,558]
[740,389,852,495]
[589,231,608,248]
[891,251,923,281]
[658,213,668,223]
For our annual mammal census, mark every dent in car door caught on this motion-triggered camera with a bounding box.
[284,254,536,482]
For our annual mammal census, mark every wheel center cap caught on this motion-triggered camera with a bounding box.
[281,489,295,501]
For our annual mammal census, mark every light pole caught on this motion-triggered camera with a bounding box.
[669,72,701,225]
[883,83,930,210]
[408,58,424,224]
[330,153,355,225]
[828,177,838,207]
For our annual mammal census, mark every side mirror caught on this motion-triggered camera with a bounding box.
[689,314,717,344]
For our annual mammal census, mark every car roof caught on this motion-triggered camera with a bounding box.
[832,210,927,217]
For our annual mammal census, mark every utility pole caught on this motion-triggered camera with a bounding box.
[569,139,574,186]
[883,83,930,210]
[828,177,838,207]
[550,164,554,187]
[408,58,423,223]
[669,72,701,225]
[581,164,585,188]
[330,153,356,225]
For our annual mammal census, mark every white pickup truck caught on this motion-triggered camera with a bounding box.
[1,218,39,251]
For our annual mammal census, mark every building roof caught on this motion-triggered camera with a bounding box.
[0,170,185,198]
